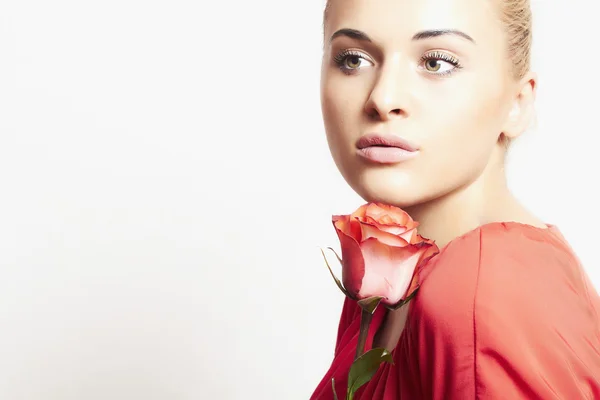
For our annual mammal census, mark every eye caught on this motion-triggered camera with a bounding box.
[333,50,373,74]
[345,55,363,69]
[420,51,462,76]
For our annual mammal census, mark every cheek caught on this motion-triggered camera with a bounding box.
[422,81,506,150]
[415,85,507,186]
[321,76,351,169]
[320,75,364,143]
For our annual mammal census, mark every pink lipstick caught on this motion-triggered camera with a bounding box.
[355,133,419,164]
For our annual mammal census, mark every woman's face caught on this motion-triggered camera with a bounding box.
[321,0,527,208]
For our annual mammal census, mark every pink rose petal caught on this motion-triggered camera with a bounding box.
[359,222,410,248]
[359,239,429,305]
[334,228,366,297]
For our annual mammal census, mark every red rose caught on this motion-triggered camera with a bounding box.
[332,203,438,307]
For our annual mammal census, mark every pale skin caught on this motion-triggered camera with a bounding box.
[322,0,546,352]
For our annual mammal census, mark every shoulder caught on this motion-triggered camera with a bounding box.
[404,222,600,398]
[419,221,577,298]
[411,221,590,336]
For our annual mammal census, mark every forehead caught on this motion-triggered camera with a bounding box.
[326,0,502,45]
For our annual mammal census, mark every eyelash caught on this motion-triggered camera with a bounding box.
[420,51,463,76]
[333,49,463,76]
[333,50,363,67]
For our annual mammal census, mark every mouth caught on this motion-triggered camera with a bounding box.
[356,133,419,152]
[355,133,420,164]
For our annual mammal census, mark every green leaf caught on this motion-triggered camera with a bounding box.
[347,348,394,399]
[320,247,351,298]
[331,378,339,400]
[357,296,383,314]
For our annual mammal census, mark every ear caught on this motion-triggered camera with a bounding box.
[502,72,537,139]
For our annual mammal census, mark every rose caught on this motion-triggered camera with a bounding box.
[321,203,440,400]
[330,203,438,308]
[321,203,440,399]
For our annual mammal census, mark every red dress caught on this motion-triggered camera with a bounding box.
[311,222,600,399]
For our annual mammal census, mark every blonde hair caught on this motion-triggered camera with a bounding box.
[323,0,532,79]
[498,0,533,80]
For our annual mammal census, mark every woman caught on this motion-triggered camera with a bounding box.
[311,0,600,399]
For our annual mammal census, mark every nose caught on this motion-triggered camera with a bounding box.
[364,62,411,121]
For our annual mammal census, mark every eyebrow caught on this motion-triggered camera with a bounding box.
[329,28,476,44]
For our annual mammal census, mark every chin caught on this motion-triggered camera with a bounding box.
[346,168,426,209]
[358,191,422,209]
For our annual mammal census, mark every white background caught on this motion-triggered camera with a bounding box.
[0,0,598,399]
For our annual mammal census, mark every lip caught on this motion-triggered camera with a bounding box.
[355,133,420,164]
[356,133,420,152]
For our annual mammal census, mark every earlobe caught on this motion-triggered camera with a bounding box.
[502,73,537,139]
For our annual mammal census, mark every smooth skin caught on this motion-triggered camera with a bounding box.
[321,0,546,351]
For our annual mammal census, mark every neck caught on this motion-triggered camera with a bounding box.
[404,145,535,249]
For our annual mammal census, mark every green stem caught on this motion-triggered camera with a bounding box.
[355,308,373,361]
